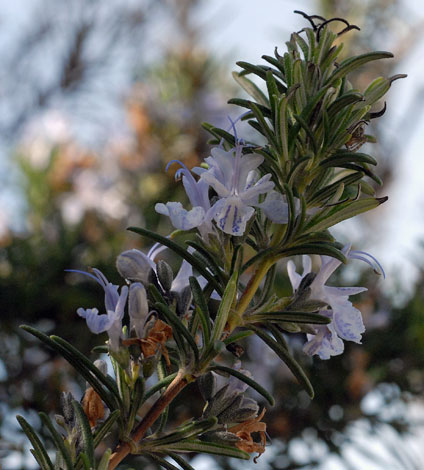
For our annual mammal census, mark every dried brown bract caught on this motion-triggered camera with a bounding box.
[228,408,267,462]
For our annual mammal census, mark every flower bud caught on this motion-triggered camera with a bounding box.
[142,354,158,378]
[55,414,66,428]
[156,260,174,292]
[199,372,217,401]
[116,249,155,284]
[228,398,260,423]
[61,391,76,426]
[129,282,148,338]
[203,384,239,418]
[201,430,241,443]
[176,285,193,316]
[217,394,244,424]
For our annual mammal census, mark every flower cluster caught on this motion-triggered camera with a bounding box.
[155,139,290,237]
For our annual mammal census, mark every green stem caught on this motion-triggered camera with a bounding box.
[230,259,273,328]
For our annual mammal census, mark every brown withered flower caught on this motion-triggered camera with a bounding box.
[228,408,267,462]
[141,318,173,366]
[124,318,173,366]
[82,387,104,427]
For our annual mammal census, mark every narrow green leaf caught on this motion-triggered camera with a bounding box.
[202,122,236,147]
[320,151,377,167]
[167,440,250,460]
[143,373,178,402]
[79,452,91,470]
[17,415,54,470]
[189,277,211,346]
[327,92,364,117]
[147,453,181,470]
[245,311,331,325]
[93,410,120,448]
[360,76,394,107]
[223,329,254,345]
[241,247,275,273]
[266,70,279,104]
[293,32,310,60]
[97,448,112,470]
[293,114,318,155]
[261,54,286,76]
[21,326,120,412]
[227,98,272,118]
[276,96,289,162]
[128,377,145,431]
[305,197,385,233]
[232,71,269,106]
[127,227,223,296]
[211,272,238,343]
[186,241,227,284]
[169,452,196,470]
[72,401,95,468]
[249,101,279,150]
[325,51,393,86]
[248,325,314,398]
[155,302,199,364]
[307,171,364,206]
[39,412,73,470]
[265,322,289,350]
[50,335,120,397]
[210,364,275,406]
[282,183,296,243]
[149,417,218,447]
[278,243,347,264]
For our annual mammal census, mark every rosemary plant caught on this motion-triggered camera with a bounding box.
[19,11,405,470]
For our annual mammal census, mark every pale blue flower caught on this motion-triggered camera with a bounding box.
[287,245,378,360]
[69,268,128,351]
[155,161,214,237]
[200,144,275,236]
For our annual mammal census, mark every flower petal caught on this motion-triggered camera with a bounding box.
[332,300,365,343]
[287,260,302,291]
[241,174,274,203]
[212,196,255,236]
[236,153,264,193]
[303,324,344,359]
[256,191,289,224]
[325,286,368,297]
[155,202,205,230]
[171,259,193,293]
[116,249,156,283]
[77,308,113,334]
[200,172,231,198]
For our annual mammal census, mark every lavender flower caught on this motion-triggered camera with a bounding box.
[155,161,214,237]
[200,144,275,236]
[69,268,128,351]
[287,245,382,359]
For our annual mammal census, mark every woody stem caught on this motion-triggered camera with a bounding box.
[108,370,189,470]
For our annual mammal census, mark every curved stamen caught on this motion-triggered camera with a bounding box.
[166,159,206,209]
[147,242,167,262]
[349,250,386,278]
[65,269,103,287]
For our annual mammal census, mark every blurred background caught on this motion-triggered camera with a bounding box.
[1,0,424,469]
